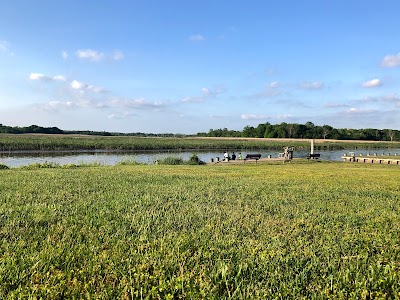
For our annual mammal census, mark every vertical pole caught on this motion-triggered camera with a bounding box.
[310,139,314,155]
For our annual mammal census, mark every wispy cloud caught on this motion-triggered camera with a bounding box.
[181,86,224,103]
[29,73,66,82]
[241,114,269,120]
[299,81,324,90]
[75,48,125,62]
[189,34,205,42]
[381,52,400,67]
[324,102,351,108]
[70,80,107,93]
[61,50,68,60]
[249,81,282,99]
[276,114,293,120]
[361,78,382,88]
[383,94,400,103]
[268,81,280,88]
[35,101,76,111]
[356,94,400,107]
[110,98,165,109]
[107,111,137,119]
[111,50,124,61]
[76,49,105,62]
[29,72,106,94]
[345,108,377,115]
[0,40,10,52]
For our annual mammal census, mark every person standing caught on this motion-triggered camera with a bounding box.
[224,151,229,161]
[231,152,236,160]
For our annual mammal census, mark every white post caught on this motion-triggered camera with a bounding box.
[310,139,314,155]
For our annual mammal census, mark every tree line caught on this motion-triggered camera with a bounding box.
[0,124,184,137]
[197,122,399,141]
[1,122,399,141]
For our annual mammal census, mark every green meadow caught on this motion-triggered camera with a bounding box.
[1,161,400,299]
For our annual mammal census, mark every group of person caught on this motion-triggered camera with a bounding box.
[223,151,242,161]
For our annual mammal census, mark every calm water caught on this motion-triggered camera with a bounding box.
[1,149,400,168]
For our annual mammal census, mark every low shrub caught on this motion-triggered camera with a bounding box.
[156,154,205,165]
[156,156,185,165]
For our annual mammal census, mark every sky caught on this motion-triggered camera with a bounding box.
[1,1,400,134]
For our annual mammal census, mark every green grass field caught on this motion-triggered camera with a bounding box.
[1,162,400,299]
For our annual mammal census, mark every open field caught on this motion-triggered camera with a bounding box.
[1,134,400,152]
[1,162,400,299]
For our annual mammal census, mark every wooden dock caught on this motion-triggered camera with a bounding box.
[341,152,400,165]
[207,157,290,165]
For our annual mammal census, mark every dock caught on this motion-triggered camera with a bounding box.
[207,157,291,165]
[341,152,400,165]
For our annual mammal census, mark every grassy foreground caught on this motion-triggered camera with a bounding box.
[1,162,400,299]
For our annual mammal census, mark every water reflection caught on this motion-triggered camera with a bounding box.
[1,149,399,168]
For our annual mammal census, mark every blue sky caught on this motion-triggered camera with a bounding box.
[1,1,400,134]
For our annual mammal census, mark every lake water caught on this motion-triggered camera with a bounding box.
[1,148,400,168]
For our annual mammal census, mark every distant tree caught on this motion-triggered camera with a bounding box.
[255,123,266,138]
[274,122,288,138]
[322,125,333,139]
[384,129,396,141]
[242,125,256,137]
[263,122,276,138]
[304,121,315,138]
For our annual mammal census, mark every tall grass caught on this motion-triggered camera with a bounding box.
[0,162,399,298]
[1,134,400,152]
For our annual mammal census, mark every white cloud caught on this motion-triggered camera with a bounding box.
[75,48,124,62]
[110,98,164,109]
[76,49,105,62]
[268,81,280,88]
[53,75,66,82]
[299,81,324,90]
[29,72,106,95]
[189,34,205,42]
[345,108,377,115]
[71,80,88,90]
[29,72,66,82]
[241,114,269,120]
[69,80,106,94]
[29,73,51,81]
[362,78,381,88]
[382,52,400,67]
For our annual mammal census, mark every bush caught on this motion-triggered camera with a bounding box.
[0,163,9,169]
[188,153,206,165]
[156,154,205,165]
[156,156,185,165]
[20,162,60,169]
